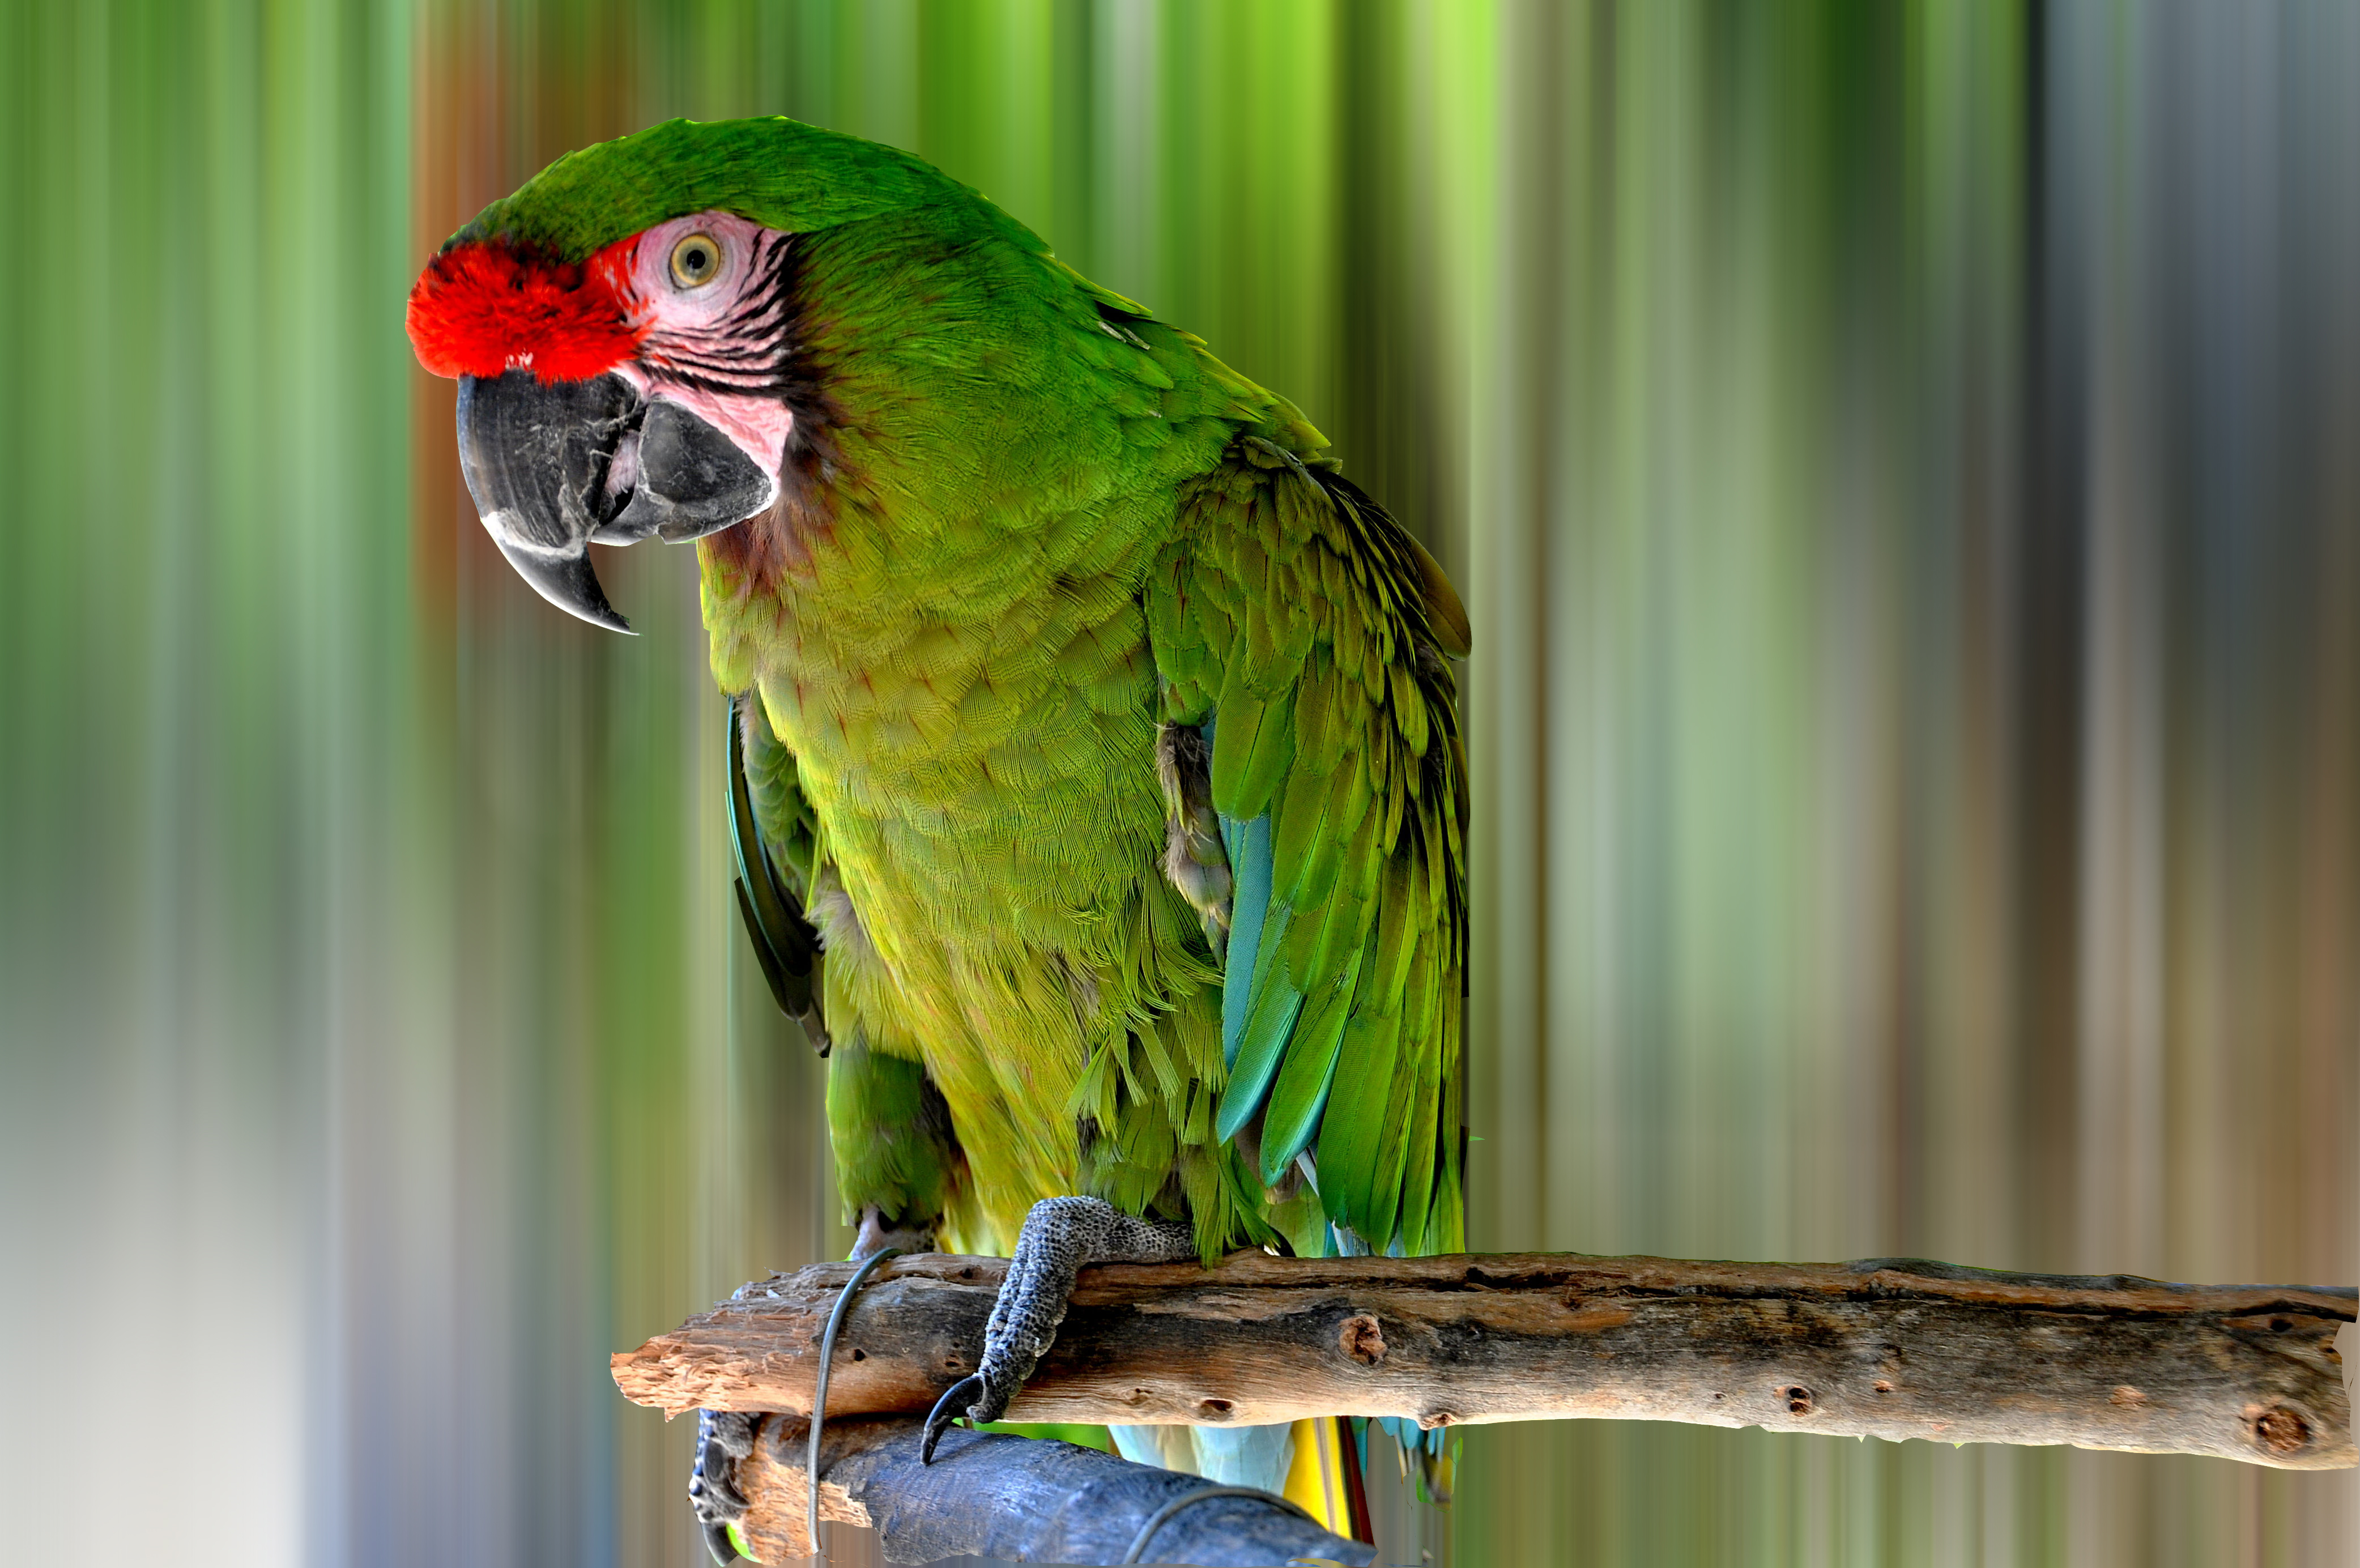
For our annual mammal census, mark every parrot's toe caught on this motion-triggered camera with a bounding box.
[921,1196,1199,1464]
[851,1203,937,1262]
[689,1408,756,1560]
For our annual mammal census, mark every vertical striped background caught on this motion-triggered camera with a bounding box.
[1,4,2351,1565]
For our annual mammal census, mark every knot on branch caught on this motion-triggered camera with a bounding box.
[2253,1405,2312,1456]
[1339,1314,1387,1365]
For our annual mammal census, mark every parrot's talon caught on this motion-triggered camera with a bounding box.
[689,1409,755,1560]
[921,1373,987,1464]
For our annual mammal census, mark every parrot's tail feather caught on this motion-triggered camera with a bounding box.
[1190,1422,1296,1493]
[1287,1416,1377,1543]
[1368,1416,1458,1506]
[1111,1420,1374,1545]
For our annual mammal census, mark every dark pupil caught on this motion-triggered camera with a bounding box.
[686,246,709,274]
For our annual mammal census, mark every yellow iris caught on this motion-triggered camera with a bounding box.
[669,233,720,288]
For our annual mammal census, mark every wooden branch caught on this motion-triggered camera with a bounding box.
[734,1413,1372,1565]
[615,1251,2355,1472]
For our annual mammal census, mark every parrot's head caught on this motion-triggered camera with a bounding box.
[405,117,996,630]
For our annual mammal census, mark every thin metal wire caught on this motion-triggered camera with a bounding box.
[806,1247,901,1557]
[1119,1483,1319,1564]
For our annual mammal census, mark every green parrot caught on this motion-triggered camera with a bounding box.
[407,116,1468,1558]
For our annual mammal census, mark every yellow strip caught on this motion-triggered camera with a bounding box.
[1280,1417,1342,1534]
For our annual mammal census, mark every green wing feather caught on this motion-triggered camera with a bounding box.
[1147,436,1469,1255]
[730,694,827,1050]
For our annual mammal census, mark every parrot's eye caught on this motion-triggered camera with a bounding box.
[669,233,722,289]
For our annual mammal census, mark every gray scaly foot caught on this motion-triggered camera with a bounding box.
[921,1196,1196,1463]
[689,1408,755,1563]
[688,1209,930,1561]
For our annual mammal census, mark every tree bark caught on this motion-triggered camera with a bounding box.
[735,1413,1373,1565]
[614,1251,2355,1472]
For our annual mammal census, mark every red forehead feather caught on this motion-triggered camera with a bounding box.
[406,238,643,382]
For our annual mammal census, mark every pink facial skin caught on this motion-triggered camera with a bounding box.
[606,211,799,495]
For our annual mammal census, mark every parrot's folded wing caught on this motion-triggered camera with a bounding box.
[1147,435,1468,1256]
[730,692,828,1048]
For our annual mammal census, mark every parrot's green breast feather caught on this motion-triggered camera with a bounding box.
[448,116,1039,259]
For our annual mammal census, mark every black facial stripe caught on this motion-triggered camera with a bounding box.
[640,226,804,399]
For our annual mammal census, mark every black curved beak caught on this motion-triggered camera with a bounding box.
[455,370,776,633]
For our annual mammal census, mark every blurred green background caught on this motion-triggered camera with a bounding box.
[2,2,2353,1565]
